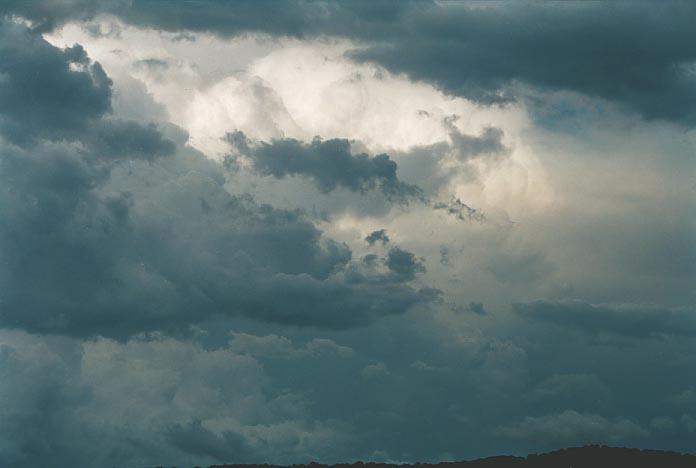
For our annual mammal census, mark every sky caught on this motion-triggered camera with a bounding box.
[1,1,695,467]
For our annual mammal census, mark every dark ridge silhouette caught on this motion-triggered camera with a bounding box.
[205,445,696,468]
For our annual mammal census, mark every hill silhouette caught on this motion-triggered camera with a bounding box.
[206,445,696,468]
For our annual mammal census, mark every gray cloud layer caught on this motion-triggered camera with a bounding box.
[2,3,696,466]
[7,1,696,124]
[0,21,437,339]
[514,300,696,339]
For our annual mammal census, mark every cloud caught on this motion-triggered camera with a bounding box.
[0,18,177,162]
[385,247,426,282]
[410,360,441,373]
[514,300,696,339]
[681,415,696,433]
[305,338,354,358]
[2,0,419,38]
[498,410,648,446]
[12,2,696,124]
[528,374,608,401]
[3,3,696,465]
[666,388,696,408]
[0,330,353,467]
[86,119,176,160]
[361,362,390,378]
[227,131,423,202]
[228,332,353,359]
[0,144,438,337]
[0,21,438,339]
[525,374,610,414]
[448,126,507,161]
[0,0,98,32]
[650,417,675,431]
[450,301,487,316]
[467,302,487,316]
[0,19,111,145]
[0,332,89,467]
[365,229,390,246]
[433,198,485,222]
[166,420,254,463]
[487,251,552,284]
[352,3,696,125]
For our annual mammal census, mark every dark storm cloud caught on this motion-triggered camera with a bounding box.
[0,0,420,37]
[0,335,90,467]
[514,300,696,339]
[159,1,696,125]
[7,1,696,124]
[4,3,696,464]
[0,0,99,32]
[1,141,437,337]
[351,2,696,124]
[0,332,344,468]
[365,229,389,246]
[0,19,176,159]
[385,247,426,282]
[227,131,423,202]
[0,20,111,146]
[0,21,436,339]
[87,119,176,160]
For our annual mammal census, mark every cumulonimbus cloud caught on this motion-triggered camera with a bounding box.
[0,21,438,339]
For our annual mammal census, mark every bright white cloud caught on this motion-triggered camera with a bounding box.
[45,19,553,220]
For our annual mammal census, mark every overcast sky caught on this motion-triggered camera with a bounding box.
[1,1,696,467]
